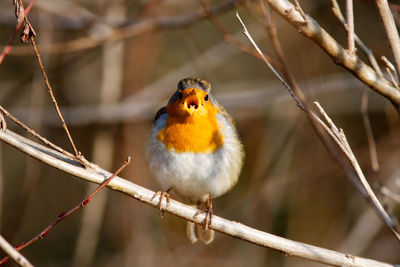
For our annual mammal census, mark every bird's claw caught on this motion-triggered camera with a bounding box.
[152,191,171,216]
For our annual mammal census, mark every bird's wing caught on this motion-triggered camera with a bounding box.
[154,106,167,122]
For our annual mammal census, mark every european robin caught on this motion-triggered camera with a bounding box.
[146,78,244,244]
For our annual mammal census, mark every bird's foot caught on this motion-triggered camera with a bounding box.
[151,188,172,216]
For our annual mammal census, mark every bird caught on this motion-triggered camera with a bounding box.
[146,77,244,244]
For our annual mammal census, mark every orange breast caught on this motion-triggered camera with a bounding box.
[157,104,224,153]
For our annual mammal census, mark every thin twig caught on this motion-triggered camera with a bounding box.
[235,12,305,110]
[386,67,400,89]
[314,101,400,240]
[0,235,33,267]
[0,0,36,65]
[200,0,280,68]
[0,156,131,265]
[381,186,400,204]
[260,1,302,94]
[381,55,400,88]
[293,0,307,21]
[2,0,240,56]
[30,38,80,157]
[0,105,76,160]
[346,0,355,54]
[0,129,394,267]
[331,0,383,76]
[360,91,380,173]
[375,0,400,76]
[11,0,80,158]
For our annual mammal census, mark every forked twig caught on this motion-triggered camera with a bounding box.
[0,0,37,65]
[0,157,131,265]
[331,0,383,76]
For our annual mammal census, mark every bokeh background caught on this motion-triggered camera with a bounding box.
[0,0,400,266]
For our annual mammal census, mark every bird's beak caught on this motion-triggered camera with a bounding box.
[183,95,200,115]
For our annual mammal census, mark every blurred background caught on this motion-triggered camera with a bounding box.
[0,0,399,266]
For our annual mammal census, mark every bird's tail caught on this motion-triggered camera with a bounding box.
[186,202,214,244]
[186,221,214,244]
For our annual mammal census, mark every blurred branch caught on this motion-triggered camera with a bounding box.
[0,129,395,267]
[381,55,400,88]
[0,235,32,267]
[375,0,400,75]
[360,91,380,173]
[266,0,400,111]
[2,0,240,55]
[6,74,384,126]
[201,0,279,68]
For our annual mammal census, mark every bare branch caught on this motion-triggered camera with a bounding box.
[266,0,400,111]
[0,129,395,267]
[236,10,400,242]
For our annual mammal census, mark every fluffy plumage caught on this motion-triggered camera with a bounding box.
[146,78,244,243]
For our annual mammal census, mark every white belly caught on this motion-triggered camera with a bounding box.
[146,113,243,202]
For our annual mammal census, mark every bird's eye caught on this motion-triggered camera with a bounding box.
[204,94,209,101]
[177,92,183,100]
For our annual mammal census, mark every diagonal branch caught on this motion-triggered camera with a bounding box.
[0,129,395,267]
